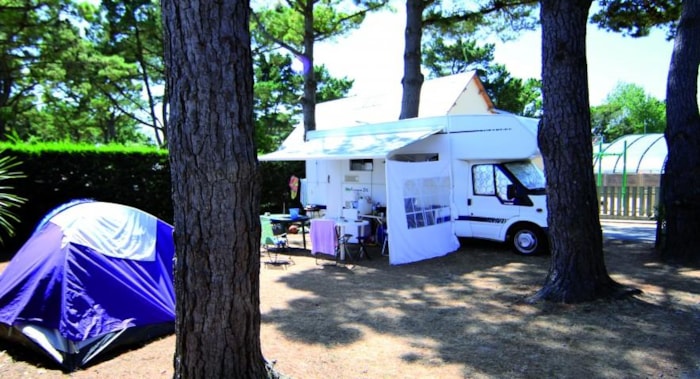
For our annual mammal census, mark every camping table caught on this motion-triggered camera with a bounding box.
[268,214,310,250]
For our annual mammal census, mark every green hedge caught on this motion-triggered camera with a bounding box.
[0,143,304,255]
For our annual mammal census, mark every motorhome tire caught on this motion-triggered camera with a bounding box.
[510,225,544,255]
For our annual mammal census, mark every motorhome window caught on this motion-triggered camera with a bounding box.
[350,159,373,171]
[503,161,545,190]
[473,164,514,199]
[402,176,451,229]
[495,169,514,201]
[472,165,496,195]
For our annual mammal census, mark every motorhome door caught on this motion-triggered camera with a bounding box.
[463,163,521,240]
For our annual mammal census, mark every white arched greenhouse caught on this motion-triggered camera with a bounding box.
[593,133,667,187]
[592,133,667,220]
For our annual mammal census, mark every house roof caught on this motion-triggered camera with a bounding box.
[313,71,493,130]
[259,72,497,161]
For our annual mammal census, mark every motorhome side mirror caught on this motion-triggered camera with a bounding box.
[506,184,517,200]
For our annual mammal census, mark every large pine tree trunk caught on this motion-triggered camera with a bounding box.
[301,0,317,139]
[535,0,631,303]
[660,1,700,265]
[399,0,424,120]
[162,1,268,377]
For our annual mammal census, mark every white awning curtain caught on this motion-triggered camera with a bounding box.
[259,124,444,161]
[386,159,460,265]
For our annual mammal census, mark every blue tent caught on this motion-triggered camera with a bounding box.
[0,200,175,370]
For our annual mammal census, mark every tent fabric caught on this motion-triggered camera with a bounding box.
[259,125,443,161]
[0,200,175,370]
[49,201,158,261]
[386,160,460,265]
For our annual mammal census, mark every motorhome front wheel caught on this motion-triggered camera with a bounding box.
[510,225,544,255]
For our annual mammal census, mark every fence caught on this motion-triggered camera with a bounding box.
[597,185,660,220]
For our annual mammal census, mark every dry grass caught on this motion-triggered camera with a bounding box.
[1,232,699,379]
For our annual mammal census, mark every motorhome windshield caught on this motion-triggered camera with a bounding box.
[503,161,546,190]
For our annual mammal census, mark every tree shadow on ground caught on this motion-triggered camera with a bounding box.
[262,238,700,378]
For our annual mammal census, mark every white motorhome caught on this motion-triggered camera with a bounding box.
[260,112,548,265]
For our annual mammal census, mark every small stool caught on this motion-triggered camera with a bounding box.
[335,224,353,263]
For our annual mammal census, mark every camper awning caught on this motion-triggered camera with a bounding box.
[259,125,443,161]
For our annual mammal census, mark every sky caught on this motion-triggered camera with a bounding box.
[312,5,677,107]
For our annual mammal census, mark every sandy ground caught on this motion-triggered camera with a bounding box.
[1,222,699,378]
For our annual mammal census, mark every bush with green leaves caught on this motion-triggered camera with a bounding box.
[0,153,26,245]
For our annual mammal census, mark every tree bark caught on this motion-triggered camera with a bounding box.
[399,0,424,120]
[660,1,700,266]
[0,58,13,139]
[302,0,317,139]
[534,0,633,303]
[162,1,268,377]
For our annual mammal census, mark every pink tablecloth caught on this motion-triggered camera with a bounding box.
[310,219,336,256]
